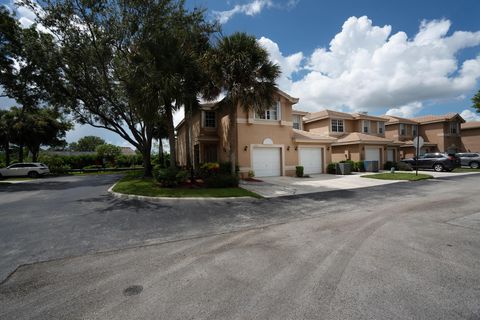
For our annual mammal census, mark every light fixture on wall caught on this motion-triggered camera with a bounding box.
[384,147,387,151]
[287,146,290,151]
[244,145,248,151]
[294,146,298,151]
[327,146,330,151]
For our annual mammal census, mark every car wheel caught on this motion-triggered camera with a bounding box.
[470,161,479,169]
[28,171,39,178]
[433,164,444,172]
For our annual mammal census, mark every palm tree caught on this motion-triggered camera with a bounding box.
[207,32,281,174]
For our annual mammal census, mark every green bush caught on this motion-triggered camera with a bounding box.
[153,166,188,187]
[83,165,103,170]
[38,154,71,174]
[383,161,397,170]
[116,154,142,168]
[395,161,413,171]
[354,161,365,172]
[295,166,304,177]
[204,174,239,188]
[218,162,239,174]
[327,162,337,174]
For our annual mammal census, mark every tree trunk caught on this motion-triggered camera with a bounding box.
[4,142,10,166]
[142,150,153,178]
[165,104,177,169]
[158,138,164,167]
[228,104,238,174]
[18,143,24,163]
[185,113,194,181]
[31,145,39,162]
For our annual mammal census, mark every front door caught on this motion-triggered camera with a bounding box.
[203,144,218,163]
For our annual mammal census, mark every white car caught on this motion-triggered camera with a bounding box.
[0,163,50,178]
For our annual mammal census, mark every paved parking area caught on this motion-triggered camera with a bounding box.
[240,171,479,197]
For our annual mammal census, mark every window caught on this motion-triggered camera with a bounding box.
[293,115,302,130]
[204,111,216,128]
[362,120,370,133]
[449,122,459,134]
[412,125,417,137]
[331,119,344,132]
[255,101,280,120]
[377,121,385,134]
[400,123,406,136]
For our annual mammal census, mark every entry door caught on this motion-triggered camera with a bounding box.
[387,149,395,162]
[252,147,281,177]
[299,148,323,174]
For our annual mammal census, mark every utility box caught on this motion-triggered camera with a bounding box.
[336,162,352,175]
[364,160,379,172]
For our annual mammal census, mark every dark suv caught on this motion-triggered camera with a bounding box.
[400,153,460,172]
[455,152,480,169]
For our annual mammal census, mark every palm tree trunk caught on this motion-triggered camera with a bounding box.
[158,138,164,167]
[4,142,10,166]
[164,103,177,169]
[228,103,238,174]
[18,143,24,162]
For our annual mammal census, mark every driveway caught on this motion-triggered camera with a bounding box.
[1,174,480,319]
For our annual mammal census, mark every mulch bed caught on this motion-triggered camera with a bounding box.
[242,177,263,182]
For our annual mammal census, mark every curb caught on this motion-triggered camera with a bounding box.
[107,183,257,202]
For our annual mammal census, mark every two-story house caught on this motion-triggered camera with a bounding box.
[303,110,393,165]
[461,121,480,152]
[176,89,336,177]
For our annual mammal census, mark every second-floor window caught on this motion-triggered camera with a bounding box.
[204,111,216,128]
[412,125,418,137]
[377,121,385,134]
[362,120,370,133]
[255,101,280,121]
[293,115,302,130]
[400,123,406,136]
[449,122,459,134]
[331,119,344,132]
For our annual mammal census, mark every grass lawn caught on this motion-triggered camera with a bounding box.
[452,168,480,173]
[361,172,433,181]
[112,175,262,198]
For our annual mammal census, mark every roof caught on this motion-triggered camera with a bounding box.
[276,89,299,104]
[396,140,437,147]
[380,115,418,125]
[351,113,388,121]
[120,147,136,155]
[292,129,337,143]
[461,121,480,130]
[412,113,465,124]
[332,132,393,146]
[304,109,355,123]
[292,109,309,115]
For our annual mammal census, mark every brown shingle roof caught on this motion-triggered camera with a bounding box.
[461,121,480,130]
[380,115,418,125]
[412,113,465,124]
[292,129,337,142]
[332,132,393,145]
[304,109,355,123]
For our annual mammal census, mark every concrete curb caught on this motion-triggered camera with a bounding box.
[107,183,257,202]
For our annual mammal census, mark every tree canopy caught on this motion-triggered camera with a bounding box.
[70,136,106,152]
[472,90,480,113]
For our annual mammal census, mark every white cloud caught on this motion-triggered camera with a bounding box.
[386,102,423,118]
[460,109,480,121]
[213,0,273,24]
[257,37,303,89]
[262,16,480,114]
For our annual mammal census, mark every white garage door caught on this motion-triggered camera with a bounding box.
[299,148,323,174]
[365,147,381,162]
[252,147,281,177]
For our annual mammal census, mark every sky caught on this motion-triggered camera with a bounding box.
[2,0,480,147]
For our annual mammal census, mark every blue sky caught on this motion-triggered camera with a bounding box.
[2,0,480,146]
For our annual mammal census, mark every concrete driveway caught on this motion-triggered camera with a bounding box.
[241,171,479,197]
[1,174,480,319]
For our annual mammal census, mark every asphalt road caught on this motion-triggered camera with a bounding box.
[1,174,480,319]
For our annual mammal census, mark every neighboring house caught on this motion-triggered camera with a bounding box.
[461,121,480,152]
[303,110,392,165]
[120,147,136,155]
[176,89,336,177]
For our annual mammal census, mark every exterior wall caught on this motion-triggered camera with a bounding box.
[461,128,480,152]
[331,145,361,162]
[304,119,330,135]
[385,124,400,141]
[176,124,187,166]
[420,122,462,153]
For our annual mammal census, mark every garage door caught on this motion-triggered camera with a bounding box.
[252,147,281,177]
[365,147,381,162]
[299,148,323,174]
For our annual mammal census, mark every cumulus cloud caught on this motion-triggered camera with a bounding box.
[213,0,273,24]
[257,37,303,89]
[386,102,423,118]
[260,16,480,114]
[460,109,480,121]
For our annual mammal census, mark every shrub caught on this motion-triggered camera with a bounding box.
[83,165,103,170]
[154,166,188,187]
[383,161,396,170]
[295,166,304,177]
[204,173,239,188]
[354,161,365,172]
[248,170,255,178]
[219,161,239,174]
[395,161,413,171]
[327,162,337,174]
[38,154,70,174]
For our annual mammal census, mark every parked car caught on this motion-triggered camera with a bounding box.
[400,153,460,172]
[0,163,50,178]
[455,152,480,169]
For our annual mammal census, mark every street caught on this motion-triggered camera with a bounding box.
[1,174,480,319]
